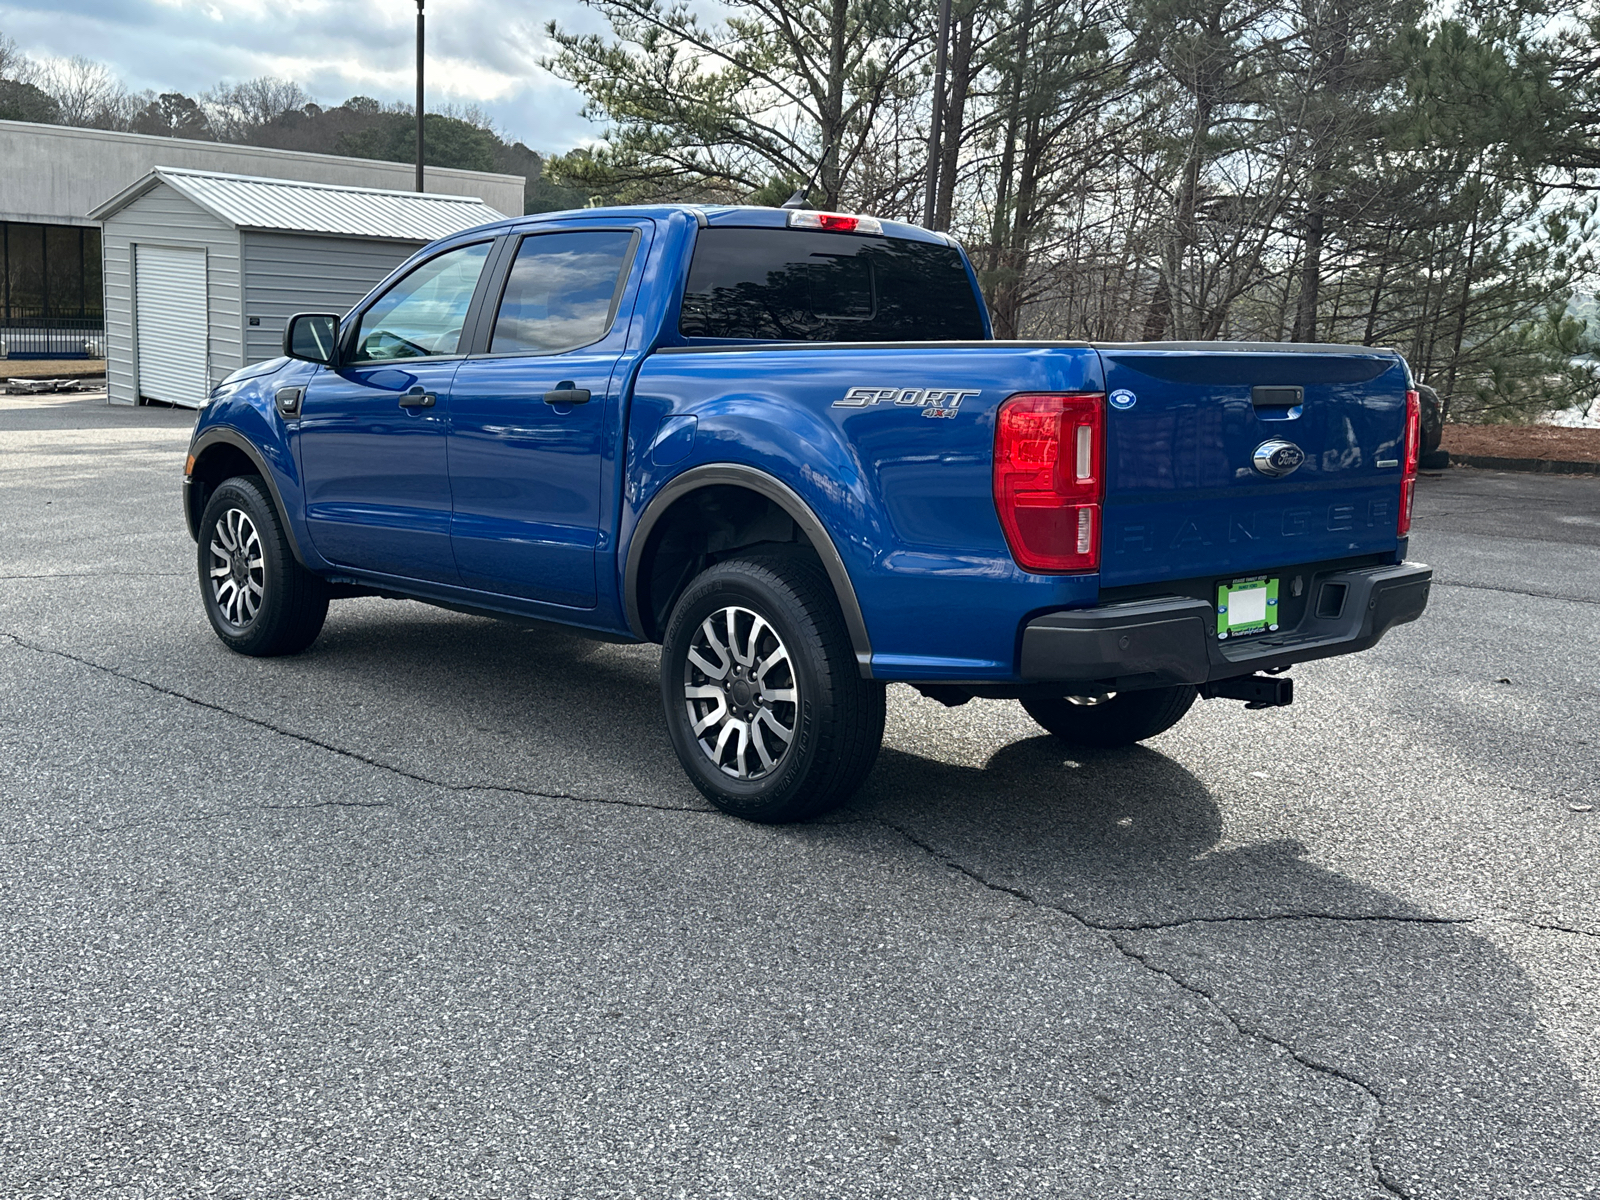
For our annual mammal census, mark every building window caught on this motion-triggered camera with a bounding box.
[0,222,103,326]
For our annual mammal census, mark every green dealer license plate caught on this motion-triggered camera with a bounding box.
[1216,577,1280,639]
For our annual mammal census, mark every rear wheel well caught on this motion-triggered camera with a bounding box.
[187,443,262,540]
[635,485,826,642]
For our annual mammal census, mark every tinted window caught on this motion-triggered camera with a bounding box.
[679,227,985,341]
[491,230,636,354]
[353,241,490,361]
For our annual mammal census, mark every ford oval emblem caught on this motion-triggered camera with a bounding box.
[1253,439,1305,478]
[1109,389,1137,410]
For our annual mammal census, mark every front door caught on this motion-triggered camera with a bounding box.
[297,240,492,583]
[448,227,642,607]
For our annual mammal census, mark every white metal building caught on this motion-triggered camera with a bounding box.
[90,168,504,407]
[0,119,523,365]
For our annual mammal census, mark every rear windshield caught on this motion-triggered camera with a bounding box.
[679,227,986,342]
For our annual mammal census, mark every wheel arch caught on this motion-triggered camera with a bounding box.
[185,428,309,568]
[624,464,873,676]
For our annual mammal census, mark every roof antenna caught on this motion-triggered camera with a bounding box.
[780,163,822,210]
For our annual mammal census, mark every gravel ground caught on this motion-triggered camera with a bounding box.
[2,396,1597,1200]
[0,361,107,381]
[1442,422,1600,463]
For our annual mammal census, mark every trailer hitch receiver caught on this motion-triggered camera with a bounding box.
[1201,675,1294,709]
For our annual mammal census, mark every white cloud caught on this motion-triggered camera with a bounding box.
[0,0,610,150]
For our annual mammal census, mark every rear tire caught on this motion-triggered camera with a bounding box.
[198,475,329,656]
[1419,448,1450,470]
[660,552,885,822]
[1022,685,1197,748]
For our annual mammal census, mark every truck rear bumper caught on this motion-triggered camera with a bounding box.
[1019,561,1432,690]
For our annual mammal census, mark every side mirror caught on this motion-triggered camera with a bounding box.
[284,313,341,366]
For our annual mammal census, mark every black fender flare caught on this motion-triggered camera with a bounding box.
[623,463,874,677]
[184,427,311,569]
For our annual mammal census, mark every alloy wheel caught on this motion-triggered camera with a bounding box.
[682,605,799,779]
[208,507,265,628]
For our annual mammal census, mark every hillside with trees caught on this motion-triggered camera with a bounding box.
[0,35,588,215]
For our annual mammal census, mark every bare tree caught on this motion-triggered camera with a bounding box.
[37,55,129,127]
[203,76,312,142]
[0,31,36,83]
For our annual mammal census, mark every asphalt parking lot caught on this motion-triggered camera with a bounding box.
[2,395,1597,1200]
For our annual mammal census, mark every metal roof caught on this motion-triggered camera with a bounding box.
[90,167,505,242]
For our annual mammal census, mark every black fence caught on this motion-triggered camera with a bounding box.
[0,319,105,360]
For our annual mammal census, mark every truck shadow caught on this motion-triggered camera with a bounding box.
[839,738,1599,1198]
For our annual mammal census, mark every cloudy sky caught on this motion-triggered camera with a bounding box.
[0,0,609,151]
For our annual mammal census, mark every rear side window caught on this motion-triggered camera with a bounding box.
[491,229,637,355]
[679,227,985,342]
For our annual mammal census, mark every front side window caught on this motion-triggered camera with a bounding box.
[490,229,637,355]
[678,227,986,342]
[353,241,490,362]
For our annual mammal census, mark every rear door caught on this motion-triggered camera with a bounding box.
[447,224,646,608]
[1095,345,1410,588]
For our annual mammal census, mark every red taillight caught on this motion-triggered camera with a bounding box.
[993,392,1105,573]
[1399,388,1420,537]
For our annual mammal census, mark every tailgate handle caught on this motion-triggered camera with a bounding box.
[1252,386,1303,419]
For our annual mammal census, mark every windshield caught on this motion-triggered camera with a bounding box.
[679,227,986,342]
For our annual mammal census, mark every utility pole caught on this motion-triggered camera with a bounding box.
[416,0,428,192]
[922,0,952,229]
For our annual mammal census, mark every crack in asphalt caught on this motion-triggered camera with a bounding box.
[0,631,706,821]
[1531,921,1600,940]
[1088,911,1476,932]
[879,819,1415,1200]
[0,805,262,848]
[262,800,394,810]
[0,571,186,580]
[1431,579,1600,607]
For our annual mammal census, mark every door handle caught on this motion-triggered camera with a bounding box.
[398,387,436,408]
[544,380,591,406]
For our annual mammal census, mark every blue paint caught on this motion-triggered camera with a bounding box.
[649,414,698,466]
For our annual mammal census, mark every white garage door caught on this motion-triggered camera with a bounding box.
[135,245,209,408]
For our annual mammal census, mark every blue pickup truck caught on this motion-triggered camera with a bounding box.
[183,203,1431,821]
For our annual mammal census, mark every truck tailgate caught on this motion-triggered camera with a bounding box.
[1095,344,1409,588]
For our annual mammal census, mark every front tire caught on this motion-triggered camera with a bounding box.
[197,475,328,656]
[1022,685,1197,748]
[660,553,885,822]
